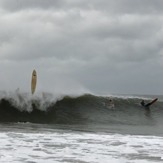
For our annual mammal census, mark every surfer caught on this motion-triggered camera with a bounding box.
[140,98,158,109]
[108,98,115,109]
[140,100,150,109]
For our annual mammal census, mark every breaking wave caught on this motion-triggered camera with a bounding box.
[0,91,162,126]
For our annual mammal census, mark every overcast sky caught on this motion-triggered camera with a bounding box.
[0,0,163,95]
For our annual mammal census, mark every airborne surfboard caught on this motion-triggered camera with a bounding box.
[31,69,37,94]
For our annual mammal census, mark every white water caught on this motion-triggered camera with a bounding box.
[0,130,163,163]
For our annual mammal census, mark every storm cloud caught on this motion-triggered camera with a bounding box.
[0,0,163,95]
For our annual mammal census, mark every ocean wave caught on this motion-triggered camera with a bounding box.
[0,91,162,125]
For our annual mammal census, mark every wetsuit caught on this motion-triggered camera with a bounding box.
[141,100,151,109]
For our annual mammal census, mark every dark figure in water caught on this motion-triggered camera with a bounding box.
[140,100,150,109]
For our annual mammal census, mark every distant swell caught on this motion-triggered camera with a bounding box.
[0,93,163,125]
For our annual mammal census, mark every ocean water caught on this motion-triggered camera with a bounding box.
[0,91,163,163]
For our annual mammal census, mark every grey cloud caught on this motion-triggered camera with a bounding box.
[86,0,163,14]
[1,7,162,63]
[0,0,163,94]
[0,0,62,11]
[1,0,163,14]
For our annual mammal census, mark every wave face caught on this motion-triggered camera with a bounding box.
[0,92,163,127]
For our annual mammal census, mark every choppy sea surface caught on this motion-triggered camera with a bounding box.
[0,91,163,162]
